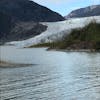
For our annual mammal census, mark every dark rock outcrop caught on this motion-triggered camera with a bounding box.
[0,12,14,37]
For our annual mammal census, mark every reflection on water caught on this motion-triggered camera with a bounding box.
[0,46,100,100]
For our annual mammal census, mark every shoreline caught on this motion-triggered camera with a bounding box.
[47,48,100,53]
[1,45,100,53]
[25,45,100,53]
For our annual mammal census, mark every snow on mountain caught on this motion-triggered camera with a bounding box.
[6,16,100,47]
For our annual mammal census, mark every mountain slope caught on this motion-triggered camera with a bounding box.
[0,0,64,22]
[0,11,47,44]
[0,0,65,44]
[0,22,47,44]
[65,5,100,19]
[0,12,13,37]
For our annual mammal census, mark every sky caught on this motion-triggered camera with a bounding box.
[32,0,100,16]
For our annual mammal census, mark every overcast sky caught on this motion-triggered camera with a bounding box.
[32,0,100,16]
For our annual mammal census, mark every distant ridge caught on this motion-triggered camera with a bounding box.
[65,5,100,19]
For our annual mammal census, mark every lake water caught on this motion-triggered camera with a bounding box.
[0,46,100,100]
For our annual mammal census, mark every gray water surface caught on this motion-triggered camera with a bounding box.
[0,46,100,100]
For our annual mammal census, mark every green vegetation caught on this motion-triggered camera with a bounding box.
[30,22,100,51]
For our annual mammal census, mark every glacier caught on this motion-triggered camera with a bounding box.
[6,16,100,47]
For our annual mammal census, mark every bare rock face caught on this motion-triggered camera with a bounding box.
[0,11,47,44]
[65,5,100,19]
[8,22,47,41]
[0,21,47,44]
